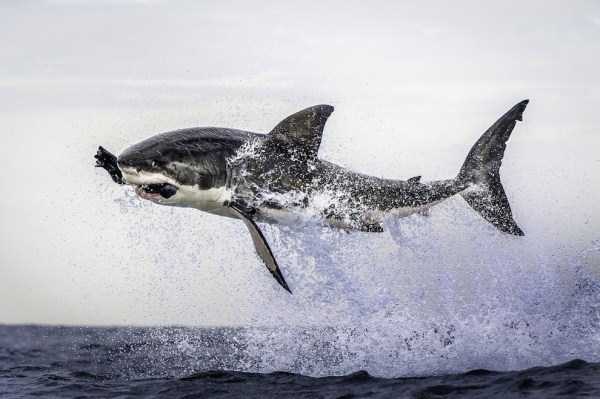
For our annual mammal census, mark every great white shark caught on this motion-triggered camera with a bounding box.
[95,100,529,293]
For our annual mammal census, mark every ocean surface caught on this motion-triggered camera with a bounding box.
[1,325,599,398]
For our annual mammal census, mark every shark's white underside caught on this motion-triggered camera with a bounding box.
[122,165,441,229]
[121,166,233,216]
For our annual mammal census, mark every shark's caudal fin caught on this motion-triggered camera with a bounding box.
[457,100,529,236]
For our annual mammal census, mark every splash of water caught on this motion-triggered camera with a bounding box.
[108,142,600,378]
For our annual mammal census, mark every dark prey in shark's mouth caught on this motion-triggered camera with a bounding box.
[95,101,529,294]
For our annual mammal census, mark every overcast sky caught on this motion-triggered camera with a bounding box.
[0,0,598,326]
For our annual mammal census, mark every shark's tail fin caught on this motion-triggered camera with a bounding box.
[457,100,529,236]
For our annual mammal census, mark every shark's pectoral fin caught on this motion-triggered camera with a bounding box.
[95,146,125,185]
[229,204,292,294]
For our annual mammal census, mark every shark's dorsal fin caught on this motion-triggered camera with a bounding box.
[267,104,334,160]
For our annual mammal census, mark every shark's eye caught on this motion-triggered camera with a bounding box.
[141,183,178,199]
[158,183,177,198]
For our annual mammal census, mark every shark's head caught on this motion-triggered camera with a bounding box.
[116,128,234,209]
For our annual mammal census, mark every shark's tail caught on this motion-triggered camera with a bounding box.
[457,100,529,236]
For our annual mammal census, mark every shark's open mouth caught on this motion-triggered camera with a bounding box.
[135,183,178,200]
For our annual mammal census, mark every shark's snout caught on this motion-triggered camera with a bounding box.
[117,152,157,171]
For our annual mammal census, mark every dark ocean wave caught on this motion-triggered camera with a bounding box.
[3,359,599,398]
[1,325,599,398]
